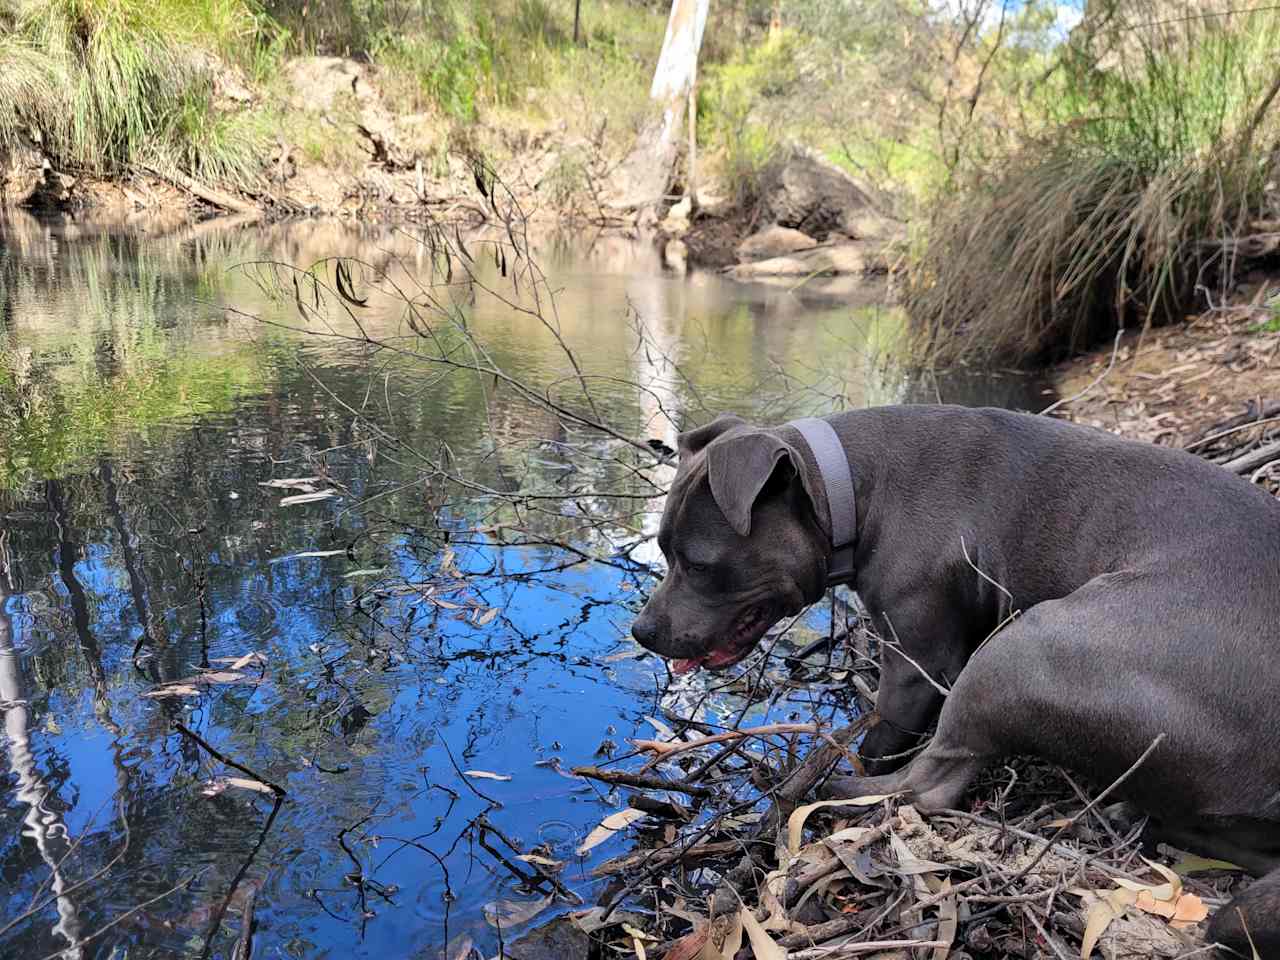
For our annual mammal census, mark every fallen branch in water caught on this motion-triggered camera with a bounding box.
[572,765,714,798]
[172,720,287,797]
[632,722,823,764]
[592,840,740,878]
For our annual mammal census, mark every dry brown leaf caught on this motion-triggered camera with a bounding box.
[475,607,499,626]
[142,684,201,698]
[259,477,320,490]
[661,926,707,960]
[463,770,511,782]
[699,912,742,960]
[516,853,563,869]
[577,808,647,855]
[229,651,266,670]
[1169,892,1209,929]
[224,776,275,794]
[483,893,552,928]
[633,937,647,960]
[279,490,338,506]
[759,869,794,933]
[1135,889,1177,919]
[199,671,247,684]
[739,907,787,960]
[623,923,657,941]
[1076,887,1136,958]
[932,877,957,960]
[787,795,893,855]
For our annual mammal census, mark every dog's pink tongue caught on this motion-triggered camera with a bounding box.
[704,647,740,668]
[671,657,702,675]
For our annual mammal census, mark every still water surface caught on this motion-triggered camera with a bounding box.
[0,213,1051,958]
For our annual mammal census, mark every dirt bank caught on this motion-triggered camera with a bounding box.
[1053,290,1280,495]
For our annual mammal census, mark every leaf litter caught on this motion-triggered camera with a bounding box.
[536,609,1248,960]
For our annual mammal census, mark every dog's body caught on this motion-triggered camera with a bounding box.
[631,405,1280,954]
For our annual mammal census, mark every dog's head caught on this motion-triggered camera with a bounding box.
[631,414,830,673]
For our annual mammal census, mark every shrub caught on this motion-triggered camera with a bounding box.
[905,13,1280,366]
[0,0,280,188]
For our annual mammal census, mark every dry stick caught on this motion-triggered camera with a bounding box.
[1222,439,1280,475]
[1039,328,1125,417]
[1185,414,1280,451]
[790,939,949,959]
[571,765,714,798]
[35,869,208,960]
[172,721,286,797]
[592,840,740,878]
[1020,903,1074,960]
[198,796,284,960]
[939,810,1154,884]
[996,732,1166,894]
[783,818,898,910]
[232,885,258,960]
[633,722,824,766]
[475,815,582,904]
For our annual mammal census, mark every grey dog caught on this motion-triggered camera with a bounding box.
[630,404,1280,956]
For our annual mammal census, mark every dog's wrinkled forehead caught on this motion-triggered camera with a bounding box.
[662,413,819,540]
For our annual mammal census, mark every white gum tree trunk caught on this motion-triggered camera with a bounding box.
[607,0,711,212]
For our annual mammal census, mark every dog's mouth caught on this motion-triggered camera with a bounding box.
[671,605,774,675]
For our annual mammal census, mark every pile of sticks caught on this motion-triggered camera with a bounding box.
[1188,399,1280,495]
[566,624,1246,960]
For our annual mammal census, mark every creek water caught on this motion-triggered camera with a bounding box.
[0,212,1052,959]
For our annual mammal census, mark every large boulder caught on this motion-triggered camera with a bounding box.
[735,224,817,263]
[758,147,888,239]
[726,240,891,280]
[757,150,880,240]
[0,141,45,207]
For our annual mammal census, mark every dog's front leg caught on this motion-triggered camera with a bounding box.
[859,664,944,774]
[857,613,965,774]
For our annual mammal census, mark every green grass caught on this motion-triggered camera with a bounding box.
[0,0,283,188]
[904,12,1280,366]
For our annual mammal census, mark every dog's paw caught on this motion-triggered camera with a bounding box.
[819,775,876,801]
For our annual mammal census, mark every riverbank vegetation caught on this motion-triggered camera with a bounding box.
[2,0,1279,367]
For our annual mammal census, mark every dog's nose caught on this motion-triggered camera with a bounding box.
[631,616,658,648]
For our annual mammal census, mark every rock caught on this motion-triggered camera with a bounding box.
[284,56,412,170]
[284,57,367,113]
[505,915,590,960]
[758,146,888,238]
[735,224,817,263]
[667,196,692,220]
[661,196,692,236]
[664,237,688,273]
[0,141,45,207]
[726,241,873,280]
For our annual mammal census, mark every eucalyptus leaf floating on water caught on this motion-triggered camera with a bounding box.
[576,808,647,855]
[483,893,552,928]
[278,489,339,506]
[463,770,512,782]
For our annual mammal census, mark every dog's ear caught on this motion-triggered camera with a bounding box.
[677,413,746,456]
[705,431,806,537]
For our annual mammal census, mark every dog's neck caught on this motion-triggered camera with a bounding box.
[781,418,858,585]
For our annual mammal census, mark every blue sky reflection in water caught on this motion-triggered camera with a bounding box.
[0,215,1053,958]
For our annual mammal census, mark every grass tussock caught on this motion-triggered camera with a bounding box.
[905,13,1280,366]
[0,0,277,189]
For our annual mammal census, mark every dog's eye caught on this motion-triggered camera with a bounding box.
[686,561,711,574]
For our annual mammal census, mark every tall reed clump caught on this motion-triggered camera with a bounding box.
[905,13,1280,367]
[0,0,277,189]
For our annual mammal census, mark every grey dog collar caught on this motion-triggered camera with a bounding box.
[788,417,857,584]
